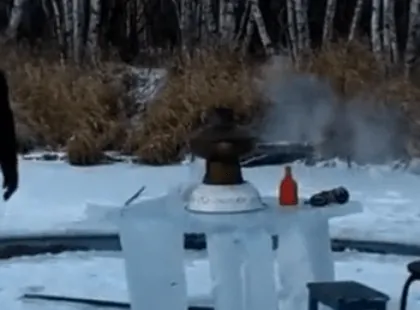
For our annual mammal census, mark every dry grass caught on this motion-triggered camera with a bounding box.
[66,128,105,165]
[0,45,127,163]
[2,45,265,165]
[301,41,384,97]
[6,40,420,165]
[132,50,265,164]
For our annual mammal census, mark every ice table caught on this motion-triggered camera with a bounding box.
[118,193,362,310]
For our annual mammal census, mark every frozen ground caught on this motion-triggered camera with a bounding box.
[1,251,418,310]
[1,158,420,246]
[0,158,419,309]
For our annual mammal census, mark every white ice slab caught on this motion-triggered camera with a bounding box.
[2,159,420,249]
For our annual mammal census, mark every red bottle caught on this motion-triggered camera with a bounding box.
[279,166,298,206]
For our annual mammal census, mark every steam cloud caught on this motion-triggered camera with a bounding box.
[257,56,407,164]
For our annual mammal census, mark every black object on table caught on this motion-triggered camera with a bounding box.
[307,281,389,310]
[307,187,350,207]
[400,260,420,310]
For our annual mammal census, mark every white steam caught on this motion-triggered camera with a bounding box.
[257,56,407,164]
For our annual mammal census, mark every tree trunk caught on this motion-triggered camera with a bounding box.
[295,0,310,51]
[179,0,190,53]
[301,0,310,49]
[187,0,197,47]
[72,0,83,64]
[195,1,202,45]
[286,0,298,62]
[41,0,54,39]
[323,0,337,43]
[63,0,74,59]
[405,0,420,78]
[382,0,391,63]
[236,0,251,43]
[241,0,254,53]
[250,0,274,55]
[371,0,383,60]
[383,0,398,64]
[51,0,64,60]
[219,0,236,45]
[86,0,101,64]
[6,0,27,39]
[388,0,398,63]
[348,0,364,42]
[202,0,216,45]
[124,1,130,41]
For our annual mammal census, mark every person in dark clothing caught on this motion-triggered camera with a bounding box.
[0,70,18,201]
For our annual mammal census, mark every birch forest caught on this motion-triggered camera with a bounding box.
[5,0,420,165]
[1,0,419,75]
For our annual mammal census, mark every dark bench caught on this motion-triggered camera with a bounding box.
[307,281,389,310]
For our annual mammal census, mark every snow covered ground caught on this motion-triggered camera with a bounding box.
[0,158,420,309]
[1,158,420,247]
[1,251,419,310]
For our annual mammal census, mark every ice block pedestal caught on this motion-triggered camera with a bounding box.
[116,107,363,310]
[117,195,362,310]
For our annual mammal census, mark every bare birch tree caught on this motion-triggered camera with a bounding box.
[371,0,383,60]
[63,0,74,59]
[286,0,298,61]
[405,0,420,78]
[86,0,101,64]
[194,1,202,44]
[72,0,83,63]
[235,0,251,45]
[323,0,337,43]
[6,0,27,39]
[250,0,274,55]
[301,0,310,49]
[50,0,64,59]
[179,0,191,54]
[388,0,398,63]
[202,0,216,45]
[348,0,364,42]
[295,0,310,51]
[124,1,130,42]
[383,0,398,64]
[382,0,391,62]
[241,1,254,53]
[219,0,236,45]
